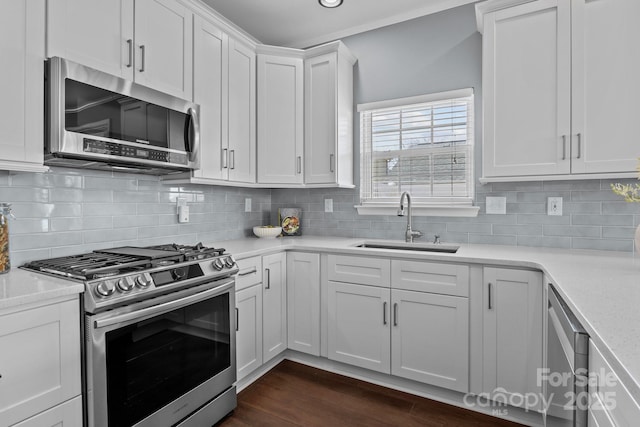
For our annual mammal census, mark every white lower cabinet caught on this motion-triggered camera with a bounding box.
[13,396,82,427]
[262,252,287,363]
[235,283,263,382]
[327,281,391,373]
[287,252,320,356]
[0,297,81,426]
[482,267,543,412]
[326,256,470,392]
[391,289,469,392]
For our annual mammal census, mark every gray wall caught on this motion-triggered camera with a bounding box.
[0,168,271,265]
[271,4,640,252]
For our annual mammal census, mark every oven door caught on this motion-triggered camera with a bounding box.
[85,279,236,427]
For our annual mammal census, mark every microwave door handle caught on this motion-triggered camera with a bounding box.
[186,107,200,163]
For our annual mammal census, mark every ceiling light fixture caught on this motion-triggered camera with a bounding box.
[319,0,343,8]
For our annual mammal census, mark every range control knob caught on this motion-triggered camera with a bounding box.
[95,281,116,298]
[136,275,152,288]
[223,256,236,268]
[117,278,134,292]
[212,258,224,271]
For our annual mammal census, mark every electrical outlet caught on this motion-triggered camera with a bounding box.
[486,197,506,215]
[324,199,333,213]
[245,198,252,212]
[548,197,563,216]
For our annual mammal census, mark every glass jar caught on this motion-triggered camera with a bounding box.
[0,203,13,274]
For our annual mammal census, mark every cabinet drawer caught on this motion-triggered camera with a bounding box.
[391,260,469,296]
[0,298,81,426]
[328,255,390,287]
[589,340,640,426]
[235,256,262,291]
[13,395,82,427]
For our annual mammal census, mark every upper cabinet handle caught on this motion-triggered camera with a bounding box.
[139,45,146,72]
[330,154,335,173]
[297,156,302,174]
[126,39,133,68]
[393,303,398,326]
[561,135,566,160]
[576,133,582,159]
[222,149,228,169]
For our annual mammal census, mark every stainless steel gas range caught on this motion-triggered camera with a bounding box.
[22,243,238,427]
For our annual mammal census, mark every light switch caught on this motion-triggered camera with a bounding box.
[325,199,333,213]
[486,197,506,215]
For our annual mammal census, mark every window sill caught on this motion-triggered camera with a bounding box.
[354,204,480,217]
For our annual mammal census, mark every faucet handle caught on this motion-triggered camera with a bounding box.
[412,229,423,238]
[433,234,441,244]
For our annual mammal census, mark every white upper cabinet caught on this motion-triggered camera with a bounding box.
[257,48,305,185]
[478,0,639,181]
[0,0,48,173]
[227,38,257,184]
[304,42,356,187]
[571,0,640,174]
[47,0,193,100]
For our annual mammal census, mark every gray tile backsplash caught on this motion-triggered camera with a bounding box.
[271,178,640,253]
[0,168,271,265]
[1,167,638,267]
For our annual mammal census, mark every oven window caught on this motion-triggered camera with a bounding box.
[105,293,231,426]
[64,78,189,151]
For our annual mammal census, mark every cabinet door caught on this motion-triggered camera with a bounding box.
[193,16,226,180]
[134,0,193,100]
[483,267,543,412]
[257,54,304,184]
[327,281,390,373]
[0,0,47,173]
[391,290,469,392]
[235,284,263,381]
[13,395,82,427]
[0,299,81,426]
[287,252,320,356]
[305,53,338,184]
[482,0,571,178]
[262,252,286,363]
[47,0,134,80]
[570,0,640,174]
[227,39,257,183]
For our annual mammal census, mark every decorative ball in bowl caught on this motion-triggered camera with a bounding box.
[253,226,282,238]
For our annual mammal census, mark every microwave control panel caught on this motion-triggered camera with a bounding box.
[83,138,188,165]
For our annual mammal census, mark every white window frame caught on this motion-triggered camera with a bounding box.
[355,88,479,217]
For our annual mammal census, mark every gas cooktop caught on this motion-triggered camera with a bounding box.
[21,243,238,313]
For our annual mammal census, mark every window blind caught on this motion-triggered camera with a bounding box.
[359,90,474,205]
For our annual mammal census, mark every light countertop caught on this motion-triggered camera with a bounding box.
[0,268,84,310]
[2,236,639,403]
[218,235,640,402]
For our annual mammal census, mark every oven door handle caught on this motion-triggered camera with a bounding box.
[94,279,234,329]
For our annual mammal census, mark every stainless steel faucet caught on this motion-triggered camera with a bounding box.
[397,192,423,243]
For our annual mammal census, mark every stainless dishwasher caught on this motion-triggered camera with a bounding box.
[546,284,589,427]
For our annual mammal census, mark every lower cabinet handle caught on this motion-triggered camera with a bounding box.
[488,282,493,310]
[238,267,257,277]
[383,302,387,325]
[393,303,398,326]
[576,133,582,159]
[235,307,239,332]
[265,268,270,289]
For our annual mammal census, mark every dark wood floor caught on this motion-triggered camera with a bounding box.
[217,360,524,427]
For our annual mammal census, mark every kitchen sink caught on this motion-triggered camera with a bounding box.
[355,241,459,254]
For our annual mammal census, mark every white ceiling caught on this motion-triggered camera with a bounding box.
[200,0,479,48]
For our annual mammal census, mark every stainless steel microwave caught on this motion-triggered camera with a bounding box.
[45,57,200,174]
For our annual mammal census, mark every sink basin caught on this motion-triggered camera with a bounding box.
[355,241,459,254]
